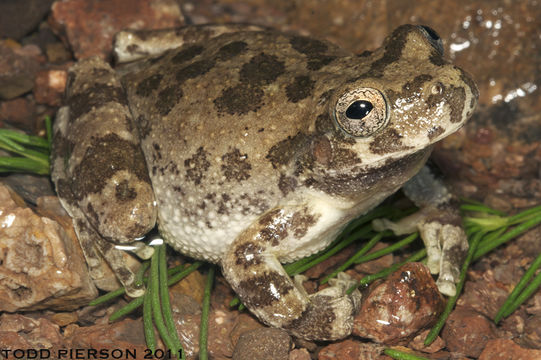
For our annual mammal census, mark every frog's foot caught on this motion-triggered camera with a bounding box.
[372,206,467,297]
[285,272,361,340]
[73,215,144,298]
[418,215,468,296]
[222,207,361,341]
[373,165,469,297]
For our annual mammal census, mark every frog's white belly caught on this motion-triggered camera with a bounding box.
[156,191,352,264]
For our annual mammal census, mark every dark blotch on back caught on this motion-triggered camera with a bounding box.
[290,35,335,71]
[214,83,264,115]
[216,41,248,61]
[175,59,215,83]
[307,55,336,71]
[240,53,285,86]
[155,85,183,116]
[67,83,127,120]
[72,133,150,199]
[221,148,252,182]
[369,26,410,77]
[238,271,294,307]
[135,73,163,97]
[171,45,204,64]
[286,75,315,103]
[290,35,328,56]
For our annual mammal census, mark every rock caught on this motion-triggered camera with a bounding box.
[288,348,311,360]
[49,0,183,60]
[230,313,264,347]
[0,183,97,312]
[409,329,445,353]
[169,264,206,304]
[479,339,541,360]
[0,97,36,130]
[233,328,291,360]
[65,318,149,355]
[207,309,237,359]
[353,262,444,344]
[441,307,496,358]
[45,42,73,64]
[318,339,386,360]
[521,314,541,349]
[1,174,55,205]
[0,41,44,100]
[33,67,69,106]
[0,313,63,349]
[0,0,54,40]
[354,242,394,274]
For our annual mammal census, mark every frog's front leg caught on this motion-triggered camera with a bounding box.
[373,166,468,296]
[222,206,361,340]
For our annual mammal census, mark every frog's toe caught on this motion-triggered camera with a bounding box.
[420,221,468,297]
[286,288,360,340]
[436,273,457,297]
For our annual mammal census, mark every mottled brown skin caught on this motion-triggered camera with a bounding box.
[51,24,478,340]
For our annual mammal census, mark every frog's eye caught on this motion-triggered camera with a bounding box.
[334,88,388,137]
[418,25,444,56]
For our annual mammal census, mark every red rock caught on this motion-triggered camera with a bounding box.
[65,318,149,359]
[0,184,97,312]
[353,262,444,344]
[409,329,445,353]
[0,42,43,100]
[0,0,54,40]
[441,307,496,358]
[33,67,69,106]
[479,338,541,360]
[233,328,291,360]
[288,348,311,360]
[0,97,35,130]
[229,313,263,347]
[522,314,541,349]
[49,0,183,60]
[353,242,394,275]
[318,339,387,360]
[0,313,63,348]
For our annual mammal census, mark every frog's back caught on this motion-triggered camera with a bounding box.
[122,30,354,261]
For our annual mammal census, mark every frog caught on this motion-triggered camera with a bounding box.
[51,24,478,341]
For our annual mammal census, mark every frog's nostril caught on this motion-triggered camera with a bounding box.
[431,82,444,95]
[418,25,444,57]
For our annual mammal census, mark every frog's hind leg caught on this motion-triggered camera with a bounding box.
[222,206,361,340]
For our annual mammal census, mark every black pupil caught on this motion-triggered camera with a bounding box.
[345,100,373,119]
